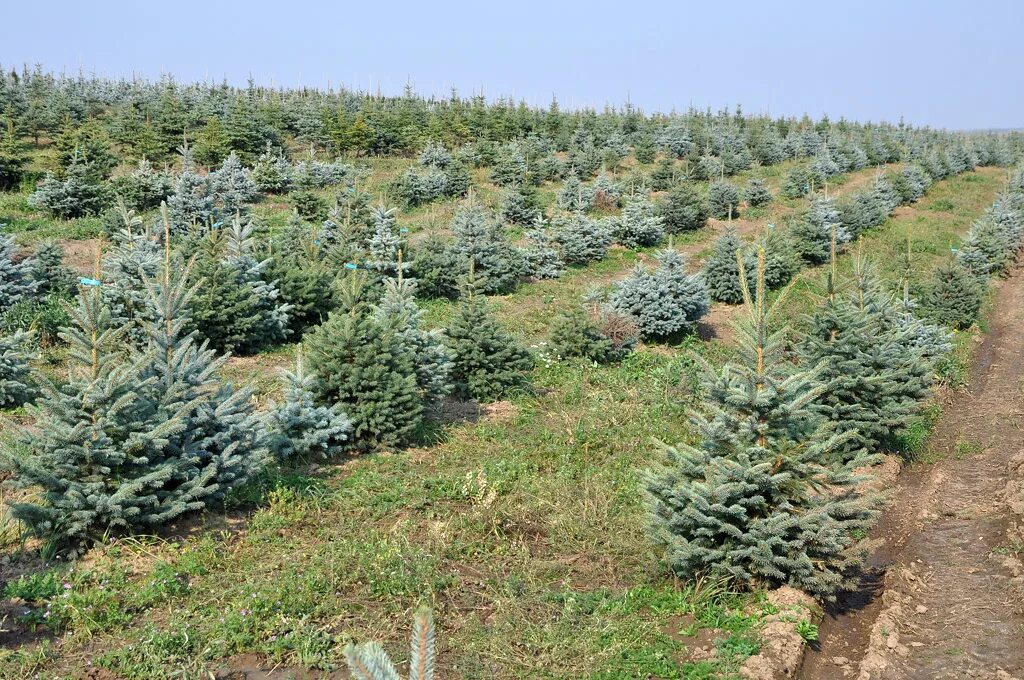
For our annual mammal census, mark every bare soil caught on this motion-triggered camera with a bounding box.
[58,238,101,276]
[799,268,1024,679]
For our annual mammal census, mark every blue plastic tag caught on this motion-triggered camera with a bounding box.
[400,228,409,233]
[79,277,101,287]
[344,262,358,270]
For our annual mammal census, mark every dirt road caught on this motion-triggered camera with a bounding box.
[799,268,1024,680]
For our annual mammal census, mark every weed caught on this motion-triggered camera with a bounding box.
[796,620,819,642]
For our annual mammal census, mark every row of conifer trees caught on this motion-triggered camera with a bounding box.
[0,199,542,553]
[644,167,1024,598]
[0,154,1019,579]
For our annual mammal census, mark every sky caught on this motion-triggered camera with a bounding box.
[2,0,1022,130]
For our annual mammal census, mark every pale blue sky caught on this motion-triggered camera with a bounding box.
[2,0,1021,130]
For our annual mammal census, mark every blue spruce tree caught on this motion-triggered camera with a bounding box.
[646,251,876,598]
[266,351,353,460]
[610,247,709,339]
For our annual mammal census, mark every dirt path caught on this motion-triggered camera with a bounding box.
[800,270,1024,679]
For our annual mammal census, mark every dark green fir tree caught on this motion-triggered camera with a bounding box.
[549,304,637,364]
[799,249,932,464]
[304,273,423,450]
[922,259,983,330]
[658,183,709,233]
[445,267,533,402]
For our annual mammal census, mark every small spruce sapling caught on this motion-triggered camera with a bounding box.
[550,212,612,265]
[499,183,542,225]
[650,157,678,191]
[922,259,983,330]
[445,266,533,402]
[708,180,741,219]
[28,159,108,219]
[8,241,269,553]
[610,246,709,339]
[266,352,353,460]
[101,203,163,344]
[658,184,709,233]
[703,228,747,304]
[781,166,812,198]
[609,195,665,248]
[549,303,637,364]
[252,144,293,194]
[210,152,259,214]
[449,203,526,294]
[374,275,454,405]
[523,218,565,280]
[757,225,801,290]
[166,145,216,232]
[0,233,39,310]
[345,607,436,680]
[27,241,77,298]
[305,273,423,450]
[0,330,37,408]
[365,205,410,280]
[791,195,848,265]
[742,178,772,207]
[799,247,933,464]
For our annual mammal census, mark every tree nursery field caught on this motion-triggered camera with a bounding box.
[0,68,1022,679]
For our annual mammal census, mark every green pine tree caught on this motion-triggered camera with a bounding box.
[55,120,118,181]
[267,243,339,336]
[658,183,709,233]
[445,270,532,401]
[549,304,637,364]
[922,259,983,330]
[799,251,933,464]
[193,116,231,166]
[305,273,423,450]
[0,118,27,190]
[186,231,269,355]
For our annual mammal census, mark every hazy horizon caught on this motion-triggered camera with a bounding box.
[3,0,1023,131]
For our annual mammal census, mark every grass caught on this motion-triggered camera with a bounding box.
[0,348,768,679]
[0,159,1011,678]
